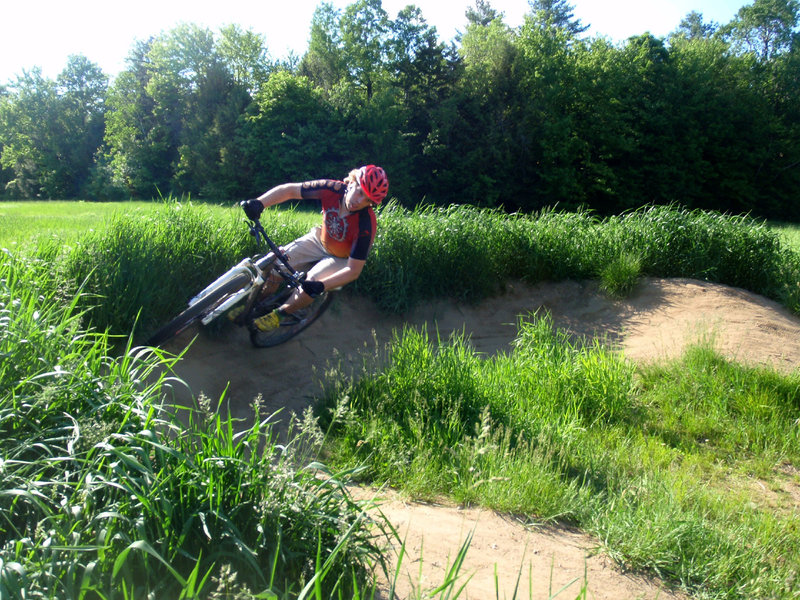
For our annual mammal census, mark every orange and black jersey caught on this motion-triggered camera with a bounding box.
[301,179,377,261]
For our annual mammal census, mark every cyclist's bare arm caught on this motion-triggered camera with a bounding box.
[280,258,365,314]
[317,257,365,290]
[256,183,303,208]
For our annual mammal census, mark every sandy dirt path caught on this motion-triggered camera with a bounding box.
[158,277,800,599]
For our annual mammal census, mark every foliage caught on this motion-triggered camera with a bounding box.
[5,200,796,339]
[318,317,800,599]
[598,251,642,298]
[1,0,799,220]
[243,70,345,190]
[3,193,800,597]
[0,249,383,598]
[356,202,799,314]
[0,59,108,199]
[103,25,255,199]
[722,0,800,60]
[61,201,266,338]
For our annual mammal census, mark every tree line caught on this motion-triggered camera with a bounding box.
[1,0,799,219]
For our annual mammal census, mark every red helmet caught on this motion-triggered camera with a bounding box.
[357,165,389,203]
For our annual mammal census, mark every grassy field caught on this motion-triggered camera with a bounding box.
[0,200,154,248]
[2,199,800,598]
[772,221,800,253]
[0,199,320,249]
[4,199,797,251]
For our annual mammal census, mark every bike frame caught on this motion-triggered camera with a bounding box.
[189,218,306,326]
[145,215,335,348]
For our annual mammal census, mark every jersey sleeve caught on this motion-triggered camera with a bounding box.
[301,179,345,200]
[349,208,376,261]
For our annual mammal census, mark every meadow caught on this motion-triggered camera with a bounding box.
[1,199,800,599]
[0,201,158,248]
[774,221,800,253]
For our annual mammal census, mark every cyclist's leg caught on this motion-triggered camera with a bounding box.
[251,229,335,329]
[260,227,322,296]
[279,256,347,314]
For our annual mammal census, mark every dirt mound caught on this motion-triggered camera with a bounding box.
[159,277,800,599]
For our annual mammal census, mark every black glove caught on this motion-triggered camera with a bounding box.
[301,280,325,298]
[240,199,264,221]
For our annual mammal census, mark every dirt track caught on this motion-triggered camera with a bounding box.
[158,277,800,599]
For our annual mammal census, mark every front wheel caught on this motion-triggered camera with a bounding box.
[146,272,251,347]
[248,292,334,348]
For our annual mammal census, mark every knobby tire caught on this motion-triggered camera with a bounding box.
[146,272,251,347]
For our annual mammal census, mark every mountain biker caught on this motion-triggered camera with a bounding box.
[237,164,388,332]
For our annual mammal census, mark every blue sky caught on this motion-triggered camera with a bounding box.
[1,0,748,83]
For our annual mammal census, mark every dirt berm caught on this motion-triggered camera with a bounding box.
[158,277,800,599]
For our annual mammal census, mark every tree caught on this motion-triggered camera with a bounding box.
[768,43,800,217]
[218,24,272,95]
[105,39,172,198]
[465,0,502,27]
[512,10,587,210]
[602,34,683,209]
[242,70,344,189]
[527,0,589,38]
[424,15,520,206]
[0,69,57,198]
[646,35,762,212]
[105,25,252,198]
[0,86,12,195]
[387,5,456,192]
[672,11,719,40]
[299,3,348,93]
[716,0,800,216]
[0,57,107,199]
[56,55,108,197]
[340,0,391,100]
[723,0,800,60]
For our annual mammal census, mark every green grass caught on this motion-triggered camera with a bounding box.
[3,200,800,598]
[318,318,800,600]
[771,221,800,253]
[0,198,320,249]
[360,203,800,315]
[599,251,643,298]
[0,200,154,248]
[0,199,319,338]
[4,201,799,337]
[0,250,384,598]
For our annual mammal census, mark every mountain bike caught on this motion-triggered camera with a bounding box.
[145,218,333,348]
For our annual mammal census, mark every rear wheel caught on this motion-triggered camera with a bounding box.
[146,273,251,347]
[248,292,334,348]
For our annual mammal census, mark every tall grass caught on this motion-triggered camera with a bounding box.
[1,250,384,598]
[318,317,800,599]
[358,203,800,314]
[59,200,312,339]
[6,200,797,339]
[5,200,800,597]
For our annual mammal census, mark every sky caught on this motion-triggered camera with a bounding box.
[1,0,749,84]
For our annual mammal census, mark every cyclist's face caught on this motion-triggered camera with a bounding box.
[344,180,375,211]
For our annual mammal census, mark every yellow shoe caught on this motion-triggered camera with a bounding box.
[253,309,281,332]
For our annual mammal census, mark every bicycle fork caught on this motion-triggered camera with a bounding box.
[187,257,265,326]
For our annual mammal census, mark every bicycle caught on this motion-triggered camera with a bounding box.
[145,217,333,348]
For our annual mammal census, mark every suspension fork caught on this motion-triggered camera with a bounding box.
[189,257,258,307]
